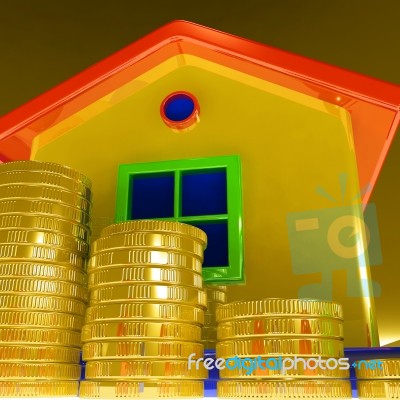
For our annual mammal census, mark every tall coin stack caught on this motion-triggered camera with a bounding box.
[0,160,92,397]
[80,220,208,399]
[202,285,227,350]
[356,358,400,399]
[216,298,352,399]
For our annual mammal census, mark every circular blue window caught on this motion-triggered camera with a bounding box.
[164,94,194,121]
[161,91,200,131]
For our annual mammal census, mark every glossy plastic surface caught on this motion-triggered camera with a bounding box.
[0,21,399,206]
[160,91,200,131]
[26,52,376,347]
[116,156,244,283]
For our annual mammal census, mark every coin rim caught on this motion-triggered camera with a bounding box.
[101,220,207,246]
[0,161,92,188]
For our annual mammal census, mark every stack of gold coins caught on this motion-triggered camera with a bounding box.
[80,220,208,399]
[202,285,227,349]
[216,298,352,399]
[0,160,92,397]
[356,358,400,399]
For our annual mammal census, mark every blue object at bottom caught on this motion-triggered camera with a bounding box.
[80,352,85,380]
[204,380,218,397]
[204,349,218,397]
[345,347,400,397]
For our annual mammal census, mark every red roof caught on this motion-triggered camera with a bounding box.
[0,20,399,203]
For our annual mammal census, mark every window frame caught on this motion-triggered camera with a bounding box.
[115,155,244,283]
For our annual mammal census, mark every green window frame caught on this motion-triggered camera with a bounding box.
[115,155,244,283]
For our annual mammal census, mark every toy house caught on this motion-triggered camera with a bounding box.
[1,21,399,348]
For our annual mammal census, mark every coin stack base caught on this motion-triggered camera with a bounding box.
[217,379,352,398]
[79,380,204,398]
[82,221,208,399]
[0,381,79,397]
[356,358,400,399]
[0,161,92,397]
[216,299,351,399]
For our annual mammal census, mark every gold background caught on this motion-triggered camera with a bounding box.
[0,0,399,346]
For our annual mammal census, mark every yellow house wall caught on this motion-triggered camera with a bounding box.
[32,55,376,347]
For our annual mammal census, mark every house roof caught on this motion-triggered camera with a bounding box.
[0,20,399,203]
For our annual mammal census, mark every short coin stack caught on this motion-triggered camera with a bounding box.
[80,220,208,399]
[0,160,92,397]
[202,285,227,349]
[356,358,400,399]
[216,298,352,399]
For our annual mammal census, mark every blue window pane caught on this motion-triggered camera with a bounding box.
[164,94,194,122]
[131,173,174,219]
[182,170,227,216]
[191,222,228,267]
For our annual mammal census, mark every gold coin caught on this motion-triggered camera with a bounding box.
[82,340,203,360]
[202,334,217,342]
[89,284,207,308]
[204,283,228,296]
[219,356,349,379]
[217,380,352,398]
[202,326,217,340]
[205,285,227,291]
[92,232,203,259]
[0,262,87,285]
[0,198,91,225]
[101,220,207,247]
[0,278,88,302]
[216,337,344,358]
[0,229,89,255]
[89,266,202,290]
[82,321,201,342]
[355,358,400,379]
[79,380,203,398]
[0,171,92,199]
[85,303,205,325]
[0,214,91,241]
[216,299,343,322]
[0,160,92,188]
[0,294,86,315]
[204,313,217,325]
[0,362,81,380]
[88,249,202,273]
[357,380,400,399]
[0,243,86,269]
[0,310,84,330]
[0,344,80,362]
[204,289,227,302]
[0,380,79,397]
[0,184,92,213]
[217,317,344,340]
[0,327,81,347]
[85,360,207,379]
[206,301,224,315]
[202,326,217,334]
[200,339,217,349]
